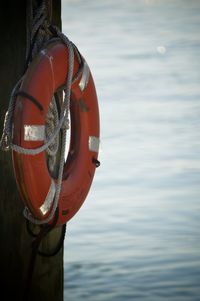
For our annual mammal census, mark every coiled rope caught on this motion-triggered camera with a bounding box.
[45,96,60,174]
[0,0,75,225]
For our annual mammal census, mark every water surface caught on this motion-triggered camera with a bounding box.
[62,1,200,300]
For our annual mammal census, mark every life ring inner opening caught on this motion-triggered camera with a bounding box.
[45,92,62,179]
[44,88,77,183]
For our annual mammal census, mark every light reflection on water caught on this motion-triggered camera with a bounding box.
[62,0,200,300]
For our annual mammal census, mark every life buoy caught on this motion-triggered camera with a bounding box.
[12,41,100,225]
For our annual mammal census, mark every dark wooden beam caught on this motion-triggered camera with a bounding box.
[0,1,63,300]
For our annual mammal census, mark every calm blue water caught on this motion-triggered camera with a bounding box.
[62,1,200,300]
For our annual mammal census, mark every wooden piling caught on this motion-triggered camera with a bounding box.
[0,1,64,300]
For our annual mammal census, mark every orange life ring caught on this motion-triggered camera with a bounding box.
[12,41,100,225]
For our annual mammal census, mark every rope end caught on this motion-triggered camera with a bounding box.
[0,134,11,152]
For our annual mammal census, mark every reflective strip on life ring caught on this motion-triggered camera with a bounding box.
[12,41,100,225]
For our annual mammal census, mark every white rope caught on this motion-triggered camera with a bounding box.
[45,97,59,163]
[0,0,75,225]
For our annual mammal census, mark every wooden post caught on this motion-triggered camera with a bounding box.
[0,1,63,300]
